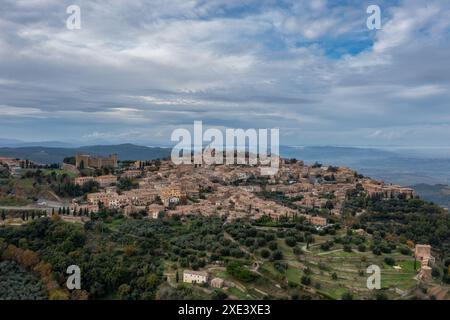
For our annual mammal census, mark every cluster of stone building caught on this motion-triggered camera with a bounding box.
[414,244,435,281]
[0,157,41,176]
[182,270,224,289]
[69,155,416,227]
[0,157,22,176]
[361,180,414,200]
[75,175,118,188]
[75,153,118,169]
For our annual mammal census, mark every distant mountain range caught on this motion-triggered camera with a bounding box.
[0,144,171,164]
[0,138,78,148]
[281,146,450,186]
[1,144,449,184]
[408,184,450,209]
[0,144,396,165]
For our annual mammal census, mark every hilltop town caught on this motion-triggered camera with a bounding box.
[0,153,449,300]
[65,153,415,226]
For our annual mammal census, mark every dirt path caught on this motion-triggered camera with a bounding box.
[301,244,311,253]
[163,272,177,288]
[224,231,264,272]
[224,232,253,257]
[317,249,343,256]
[223,231,280,294]
[47,190,63,203]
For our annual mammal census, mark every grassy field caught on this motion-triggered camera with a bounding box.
[221,229,422,300]
[0,195,31,206]
[22,169,76,178]
[153,219,447,300]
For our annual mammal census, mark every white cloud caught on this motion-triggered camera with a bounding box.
[0,0,449,146]
[0,105,45,117]
[393,85,446,99]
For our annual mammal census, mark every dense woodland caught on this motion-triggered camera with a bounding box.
[0,184,449,299]
[0,260,46,300]
[344,186,450,255]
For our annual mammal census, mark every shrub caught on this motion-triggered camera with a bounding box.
[375,292,388,300]
[274,262,288,273]
[320,242,332,251]
[444,258,450,268]
[300,275,311,286]
[399,247,411,255]
[432,267,441,278]
[341,292,353,300]
[226,261,258,283]
[260,249,270,259]
[270,250,283,261]
[285,237,297,247]
[293,246,303,255]
[268,242,278,251]
[372,247,382,255]
[212,290,228,300]
[384,257,396,266]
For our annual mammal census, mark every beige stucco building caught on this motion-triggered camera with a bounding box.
[76,154,118,169]
[75,175,117,187]
[210,277,224,288]
[183,270,208,284]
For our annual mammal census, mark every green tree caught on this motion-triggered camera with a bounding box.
[301,275,311,286]
[384,257,395,266]
[270,250,283,261]
[285,237,297,247]
[260,249,271,259]
[118,284,131,299]
[341,292,353,300]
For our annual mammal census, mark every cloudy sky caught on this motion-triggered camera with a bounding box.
[0,0,449,146]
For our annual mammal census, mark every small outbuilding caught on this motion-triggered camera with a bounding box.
[210,277,224,288]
